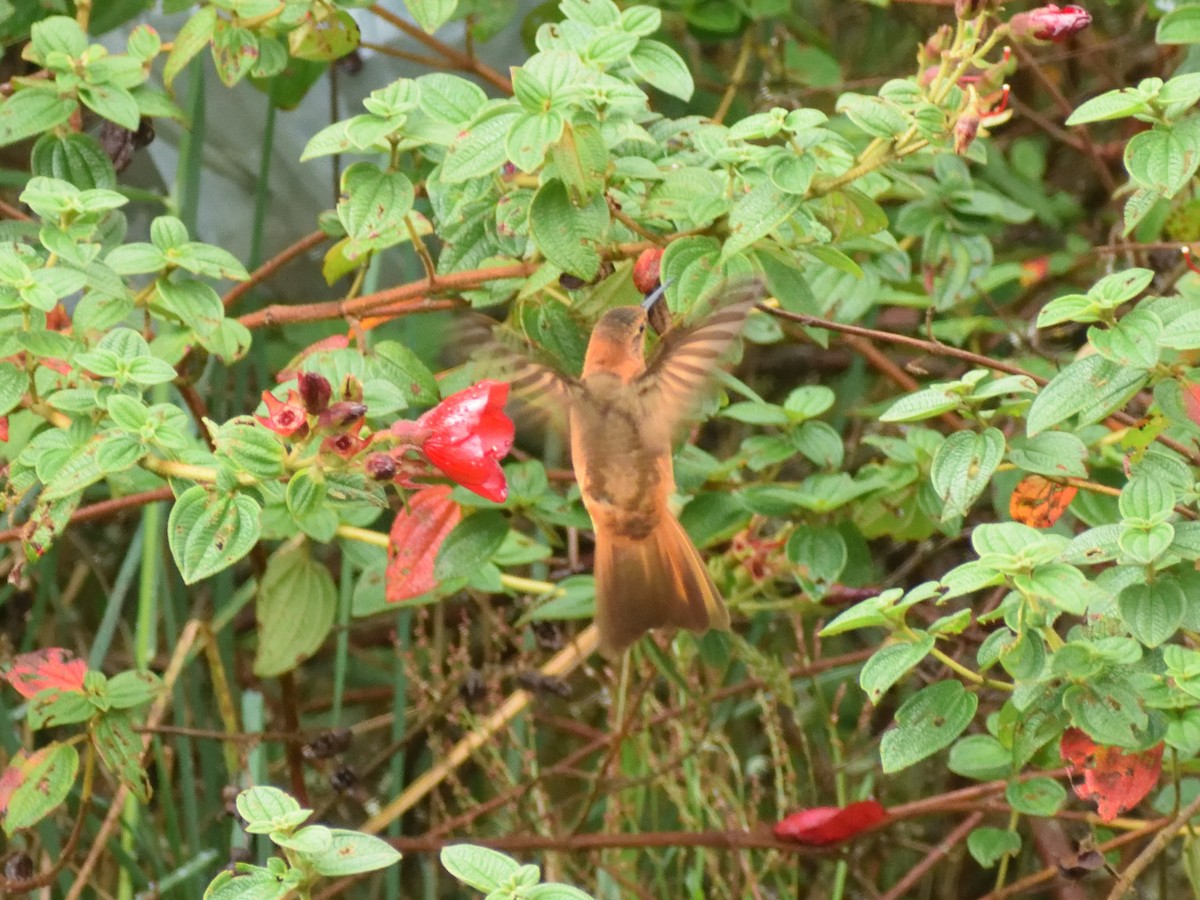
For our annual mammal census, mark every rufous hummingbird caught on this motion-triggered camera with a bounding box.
[483,278,765,654]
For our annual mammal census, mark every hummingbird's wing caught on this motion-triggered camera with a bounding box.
[459,314,579,431]
[636,279,764,428]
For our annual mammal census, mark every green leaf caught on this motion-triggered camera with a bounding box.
[721,181,801,260]
[78,84,140,131]
[967,828,1021,869]
[0,362,29,416]
[1119,580,1184,648]
[105,670,161,709]
[1,742,79,835]
[879,388,959,423]
[1063,681,1147,748]
[168,485,262,584]
[1088,308,1162,369]
[441,844,520,892]
[1125,123,1200,198]
[337,162,415,258]
[91,711,151,802]
[859,633,935,704]
[1067,88,1150,125]
[406,0,458,33]
[439,107,521,183]
[948,734,1011,780]
[1007,432,1088,478]
[1006,777,1066,817]
[880,680,977,773]
[434,510,509,580]
[1118,475,1175,524]
[310,829,402,876]
[27,688,95,730]
[786,526,847,584]
[837,93,908,138]
[0,90,75,149]
[1026,355,1148,436]
[214,420,286,480]
[505,110,564,173]
[211,22,259,88]
[235,786,307,831]
[272,824,332,854]
[30,132,117,191]
[628,39,693,100]
[930,428,1004,519]
[679,492,751,549]
[529,179,608,280]
[1158,6,1200,44]
[254,543,337,677]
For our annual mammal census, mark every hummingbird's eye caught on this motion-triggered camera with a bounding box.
[637,324,645,335]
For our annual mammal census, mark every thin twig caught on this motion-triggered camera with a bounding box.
[368,4,511,94]
[222,229,329,311]
[1104,790,1200,899]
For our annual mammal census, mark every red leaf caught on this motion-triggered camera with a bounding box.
[4,648,87,699]
[386,485,462,602]
[773,800,888,845]
[1060,728,1163,822]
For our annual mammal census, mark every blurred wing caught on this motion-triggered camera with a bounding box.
[637,279,764,428]
[459,313,579,432]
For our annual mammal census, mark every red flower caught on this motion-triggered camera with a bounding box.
[0,416,7,442]
[321,432,370,459]
[416,381,514,503]
[774,800,888,845]
[256,389,308,439]
[1009,5,1091,43]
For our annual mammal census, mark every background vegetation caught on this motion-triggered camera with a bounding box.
[5,0,1200,897]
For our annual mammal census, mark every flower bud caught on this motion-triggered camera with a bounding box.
[298,372,332,415]
[364,452,398,481]
[954,110,982,154]
[317,401,368,430]
[1009,5,1091,43]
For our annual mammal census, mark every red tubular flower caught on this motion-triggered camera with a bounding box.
[632,247,664,294]
[321,432,370,459]
[256,389,308,439]
[1009,5,1091,43]
[774,800,888,845]
[417,381,514,503]
[0,416,7,442]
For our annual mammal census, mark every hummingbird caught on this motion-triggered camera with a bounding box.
[482,278,765,655]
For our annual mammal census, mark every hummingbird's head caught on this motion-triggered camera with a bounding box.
[583,306,649,380]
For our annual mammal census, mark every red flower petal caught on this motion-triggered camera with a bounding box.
[4,648,87,699]
[387,486,462,602]
[418,381,514,502]
[0,416,8,442]
[774,800,888,845]
[1060,728,1163,822]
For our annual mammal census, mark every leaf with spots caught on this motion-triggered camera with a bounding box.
[0,742,79,835]
[3,647,87,699]
[1060,728,1163,822]
[168,485,262,584]
[387,485,462,602]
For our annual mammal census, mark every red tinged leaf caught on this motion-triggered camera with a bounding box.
[1060,728,1163,822]
[1009,474,1077,528]
[386,485,462,602]
[0,742,80,835]
[3,648,87,699]
[773,800,888,845]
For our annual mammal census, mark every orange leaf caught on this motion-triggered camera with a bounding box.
[1009,474,1076,528]
[773,800,888,845]
[1060,728,1163,822]
[386,485,461,602]
[3,648,87,699]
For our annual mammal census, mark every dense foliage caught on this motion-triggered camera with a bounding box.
[5,0,1200,897]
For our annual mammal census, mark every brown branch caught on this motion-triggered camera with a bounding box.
[0,197,31,221]
[1103,790,1200,899]
[238,261,536,328]
[222,229,329,312]
[368,4,512,94]
[0,487,173,545]
[879,812,984,900]
[384,829,826,855]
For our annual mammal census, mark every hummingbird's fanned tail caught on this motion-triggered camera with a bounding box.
[593,514,730,656]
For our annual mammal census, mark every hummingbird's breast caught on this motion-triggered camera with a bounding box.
[570,374,672,541]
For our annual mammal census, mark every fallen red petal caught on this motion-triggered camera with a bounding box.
[774,800,888,845]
